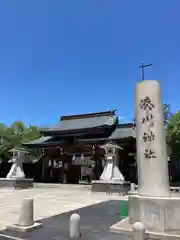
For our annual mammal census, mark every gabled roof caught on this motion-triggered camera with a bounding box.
[23,122,135,148]
[109,123,135,140]
[42,110,117,134]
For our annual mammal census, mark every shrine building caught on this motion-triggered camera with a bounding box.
[22,110,136,184]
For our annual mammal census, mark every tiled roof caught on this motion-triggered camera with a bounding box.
[109,123,135,140]
[23,136,53,146]
[43,111,117,133]
[23,123,135,148]
[77,124,135,143]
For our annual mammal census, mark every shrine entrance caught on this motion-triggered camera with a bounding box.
[30,140,136,184]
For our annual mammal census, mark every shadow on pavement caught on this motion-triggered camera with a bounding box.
[0,200,130,240]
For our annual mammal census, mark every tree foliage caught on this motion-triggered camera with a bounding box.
[166,111,180,159]
[0,104,178,161]
[133,103,179,159]
[0,121,41,161]
[164,104,173,127]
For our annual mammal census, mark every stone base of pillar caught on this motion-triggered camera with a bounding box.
[128,183,138,195]
[0,178,33,189]
[110,217,180,240]
[110,194,180,239]
[6,222,42,233]
[129,195,180,232]
[91,180,130,195]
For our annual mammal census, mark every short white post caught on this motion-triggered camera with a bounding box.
[18,198,34,227]
[131,183,136,192]
[132,222,145,240]
[69,213,80,239]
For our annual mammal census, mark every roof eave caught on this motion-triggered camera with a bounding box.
[110,136,135,143]
[22,141,64,149]
[60,110,116,121]
[42,125,114,136]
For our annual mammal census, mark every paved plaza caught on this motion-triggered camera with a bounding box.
[0,184,128,232]
[0,184,179,239]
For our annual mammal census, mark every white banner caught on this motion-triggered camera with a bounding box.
[72,154,92,166]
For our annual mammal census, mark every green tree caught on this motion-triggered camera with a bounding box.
[0,121,41,161]
[166,111,180,159]
[164,104,173,127]
[6,121,25,148]
[0,123,9,160]
[22,125,41,143]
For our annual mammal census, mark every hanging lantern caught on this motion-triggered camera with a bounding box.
[91,160,96,168]
[53,160,57,168]
[59,161,62,168]
[48,159,52,167]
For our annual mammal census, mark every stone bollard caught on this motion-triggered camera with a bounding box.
[6,197,42,232]
[132,222,145,240]
[18,198,34,227]
[131,183,136,192]
[69,213,80,239]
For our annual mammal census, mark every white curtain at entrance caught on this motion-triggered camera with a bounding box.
[72,154,84,165]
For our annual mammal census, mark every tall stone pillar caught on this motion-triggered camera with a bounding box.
[135,80,170,197]
[110,80,180,234]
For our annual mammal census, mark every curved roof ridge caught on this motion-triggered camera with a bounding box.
[60,110,116,121]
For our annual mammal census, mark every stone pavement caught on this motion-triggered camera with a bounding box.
[0,183,128,237]
[3,199,129,240]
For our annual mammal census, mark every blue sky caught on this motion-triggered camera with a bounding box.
[0,0,179,127]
